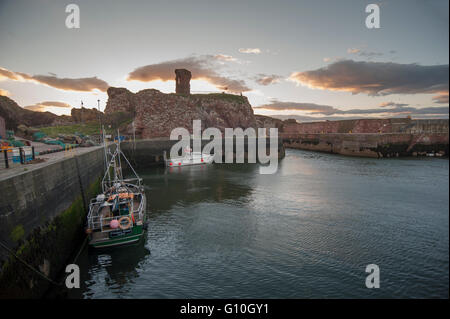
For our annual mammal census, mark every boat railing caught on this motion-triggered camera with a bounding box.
[101,180,143,196]
[87,197,144,232]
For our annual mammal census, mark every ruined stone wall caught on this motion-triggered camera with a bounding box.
[175,69,192,95]
[0,116,5,139]
[282,118,449,135]
[105,87,257,139]
[283,133,449,158]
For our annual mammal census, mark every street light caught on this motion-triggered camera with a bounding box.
[97,99,102,142]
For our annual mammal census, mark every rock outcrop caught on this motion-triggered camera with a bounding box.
[105,87,258,138]
[0,96,64,130]
[255,114,285,131]
[104,87,135,114]
[71,107,104,123]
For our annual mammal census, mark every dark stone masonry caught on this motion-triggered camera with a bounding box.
[175,69,192,95]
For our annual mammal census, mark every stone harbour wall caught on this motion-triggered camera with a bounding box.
[0,147,105,298]
[283,133,449,158]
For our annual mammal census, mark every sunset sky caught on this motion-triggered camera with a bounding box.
[0,0,448,121]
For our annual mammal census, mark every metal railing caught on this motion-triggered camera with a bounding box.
[87,195,144,232]
[0,146,35,169]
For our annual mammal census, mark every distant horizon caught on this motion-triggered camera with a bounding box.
[2,90,448,124]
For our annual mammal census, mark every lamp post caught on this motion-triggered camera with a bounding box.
[97,99,102,142]
[81,100,84,124]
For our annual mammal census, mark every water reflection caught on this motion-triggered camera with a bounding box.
[142,164,258,213]
[69,238,150,298]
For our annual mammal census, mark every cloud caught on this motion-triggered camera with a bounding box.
[254,74,283,86]
[31,75,109,92]
[289,60,449,96]
[0,88,10,96]
[254,100,449,118]
[379,102,409,107]
[254,101,338,114]
[214,54,237,62]
[23,101,73,112]
[358,51,383,58]
[347,48,361,54]
[39,101,72,108]
[127,55,250,92]
[0,66,109,92]
[238,48,261,54]
[23,105,47,112]
[347,48,383,58]
[268,112,447,122]
[432,92,449,104]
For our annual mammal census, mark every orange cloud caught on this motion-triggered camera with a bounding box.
[0,88,10,96]
[289,60,449,96]
[255,100,449,117]
[127,55,250,92]
[432,92,449,104]
[254,74,283,86]
[0,66,109,92]
[23,101,73,112]
[238,48,261,54]
[379,102,409,107]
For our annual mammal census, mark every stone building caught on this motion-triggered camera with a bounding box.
[0,116,5,139]
[175,69,192,95]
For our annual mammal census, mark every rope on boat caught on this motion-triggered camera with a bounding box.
[0,240,62,286]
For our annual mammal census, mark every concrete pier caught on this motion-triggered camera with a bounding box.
[282,133,449,158]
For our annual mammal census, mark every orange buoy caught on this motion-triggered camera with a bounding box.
[118,216,132,230]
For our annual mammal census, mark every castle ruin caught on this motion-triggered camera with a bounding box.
[175,69,191,95]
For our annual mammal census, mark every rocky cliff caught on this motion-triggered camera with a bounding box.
[71,107,104,123]
[105,87,257,138]
[0,96,63,130]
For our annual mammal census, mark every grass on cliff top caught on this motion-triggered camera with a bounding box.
[172,92,247,104]
[34,113,134,137]
[35,122,131,137]
[37,123,107,137]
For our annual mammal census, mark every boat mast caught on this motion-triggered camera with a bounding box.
[116,129,123,181]
[102,125,111,182]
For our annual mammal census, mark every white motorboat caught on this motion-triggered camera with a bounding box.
[164,147,214,167]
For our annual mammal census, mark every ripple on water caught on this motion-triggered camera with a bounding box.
[69,149,449,299]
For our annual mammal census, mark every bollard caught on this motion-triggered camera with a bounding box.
[19,147,24,164]
[32,146,35,160]
[3,150,8,169]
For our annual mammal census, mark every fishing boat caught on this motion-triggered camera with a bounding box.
[164,146,214,167]
[86,132,146,248]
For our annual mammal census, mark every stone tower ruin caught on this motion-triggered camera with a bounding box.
[175,69,192,95]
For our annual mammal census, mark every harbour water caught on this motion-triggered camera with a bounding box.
[68,149,449,298]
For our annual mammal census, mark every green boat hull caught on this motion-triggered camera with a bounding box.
[89,225,145,248]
